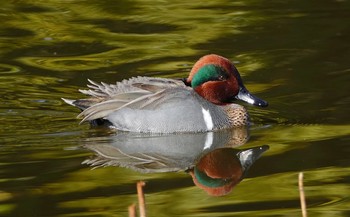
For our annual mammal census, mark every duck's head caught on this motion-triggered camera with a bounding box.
[184,54,268,107]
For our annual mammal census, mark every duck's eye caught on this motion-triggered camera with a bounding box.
[218,75,226,81]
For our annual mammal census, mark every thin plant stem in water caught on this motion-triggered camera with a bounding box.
[137,181,146,217]
[128,204,136,217]
[128,181,147,217]
[299,172,307,217]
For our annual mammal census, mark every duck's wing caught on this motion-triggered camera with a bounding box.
[63,76,186,111]
[79,87,193,123]
[80,77,185,97]
[122,87,193,110]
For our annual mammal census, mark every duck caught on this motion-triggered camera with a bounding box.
[62,54,268,133]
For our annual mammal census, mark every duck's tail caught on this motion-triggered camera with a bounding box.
[61,98,75,106]
[62,98,112,127]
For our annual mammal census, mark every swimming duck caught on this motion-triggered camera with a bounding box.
[62,54,268,133]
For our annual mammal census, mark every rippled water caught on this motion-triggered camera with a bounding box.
[1,1,350,216]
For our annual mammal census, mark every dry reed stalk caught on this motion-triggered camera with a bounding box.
[128,204,136,217]
[137,181,146,217]
[298,172,307,217]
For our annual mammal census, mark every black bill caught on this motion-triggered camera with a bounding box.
[235,86,268,107]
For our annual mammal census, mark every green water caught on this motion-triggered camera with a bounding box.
[1,0,350,216]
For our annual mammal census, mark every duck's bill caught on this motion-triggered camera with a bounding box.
[235,87,268,107]
[238,145,269,172]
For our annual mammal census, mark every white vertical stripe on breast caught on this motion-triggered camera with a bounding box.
[201,107,213,131]
[203,132,214,150]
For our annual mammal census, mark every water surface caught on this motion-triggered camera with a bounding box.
[1,0,350,216]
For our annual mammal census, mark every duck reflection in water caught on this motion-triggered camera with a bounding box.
[188,146,268,196]
[82,127,268,196]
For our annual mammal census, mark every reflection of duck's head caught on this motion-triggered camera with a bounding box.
[189,149,242,196]
[189,145,269,196]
